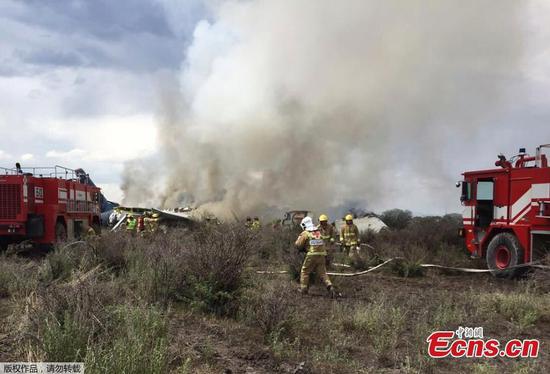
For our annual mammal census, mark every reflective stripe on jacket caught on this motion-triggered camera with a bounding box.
[340,224,359,246]
[319,225,335,245]
[296,230,327,256]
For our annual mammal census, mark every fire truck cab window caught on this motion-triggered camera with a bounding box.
[475,180,494,228]
[476,181,494,201]
[461,182,471,202]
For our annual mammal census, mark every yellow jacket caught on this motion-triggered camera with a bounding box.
[340,224,360,246]
[295,230,327,256]
[319,224,336,245]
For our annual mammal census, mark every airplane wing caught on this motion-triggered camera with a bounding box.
[151,208,197,225]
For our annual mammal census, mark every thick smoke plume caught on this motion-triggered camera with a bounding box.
[122,0,525,219]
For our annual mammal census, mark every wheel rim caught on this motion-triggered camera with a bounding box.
[495,245,511,269]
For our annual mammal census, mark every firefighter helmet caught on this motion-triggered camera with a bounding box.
[319,214,329,222]
[152,213,159,218]
[345,214,353,221]
[300,216,316,231]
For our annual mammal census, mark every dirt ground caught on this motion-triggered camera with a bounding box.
[163,269,549,373]
[0,228,548,374]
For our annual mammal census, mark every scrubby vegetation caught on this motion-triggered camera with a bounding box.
[0,215,549,373]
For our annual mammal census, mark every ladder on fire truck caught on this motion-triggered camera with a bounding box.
[0,165,89,183]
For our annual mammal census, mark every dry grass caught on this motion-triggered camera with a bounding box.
[0,216,549,373]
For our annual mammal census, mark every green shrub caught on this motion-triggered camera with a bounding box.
[21,276,116,361]
[239,281,294,340]
[92,232,133,270]
[371,213,465,262]
[0,259,13,297]
[279,227,304,282]
[178,224,254,316]
[471,362,498,374]
[20,272,167,373]
[350,254,369,271]
[380,209,413,230]
[41,310,89,361]
[0,255,39,299]
[85,305,168,374]
[118,224,253,315]
[336,300,407,365]
[392,258,425,278]
[124,243,184,306]
[252,226,291,262]
[478,290,547,332]
[284,251,304,282]
[43,242,97,282]
[431,299,468,329]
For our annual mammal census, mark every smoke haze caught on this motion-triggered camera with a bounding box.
[122,0,526,219]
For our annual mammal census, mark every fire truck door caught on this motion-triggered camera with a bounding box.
[475,179,494,230]
[26,183,35,212]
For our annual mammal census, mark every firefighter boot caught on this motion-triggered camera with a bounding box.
[327,285,341,299]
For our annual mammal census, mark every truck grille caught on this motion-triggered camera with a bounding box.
[0,184,22,219]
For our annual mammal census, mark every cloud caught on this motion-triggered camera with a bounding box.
[154,0,209,37]
[0,0,209,75]
[40,114,157,161]
[0,150,13,160]
[17,49,86,68]
[21,153,34,161]
[46,149,87,159]
[0,0,210,204]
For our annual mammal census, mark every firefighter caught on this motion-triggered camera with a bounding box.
[137,214,145,235]
[126,213,137,234]
[271,219,282,230]
[245,216,253,228]
[252,216,261,230]
[295,216,337,297]
[86,224,97,239]
[143,211,151,232]
[319,214,335,267]
[149,213,160,233]
[340,214,360,257]
[108,210,117,227]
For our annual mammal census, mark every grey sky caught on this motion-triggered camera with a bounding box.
[0,0,207,200]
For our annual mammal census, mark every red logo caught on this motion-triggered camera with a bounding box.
[427,328,539,358]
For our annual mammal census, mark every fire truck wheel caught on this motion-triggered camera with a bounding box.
[55,222,67,242]
[486,233,524,278]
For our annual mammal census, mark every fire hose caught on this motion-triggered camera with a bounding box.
[256,258,550,277]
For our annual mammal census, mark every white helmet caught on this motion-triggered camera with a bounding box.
[300,216,317,231]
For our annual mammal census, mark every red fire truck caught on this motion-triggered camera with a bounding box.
[0,165,101,251]
[459,144,550,277]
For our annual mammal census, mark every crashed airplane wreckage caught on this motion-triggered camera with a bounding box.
[109,207,198,232]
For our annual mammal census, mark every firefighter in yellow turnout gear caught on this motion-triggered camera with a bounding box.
[318,214,335,267]
[148,213,160,233]
[295,217,337,297]
[126,214,137,234]
[251,217,261,230]
[151,213,160,232]
[340,214,360,257]
[142,212,160,236]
